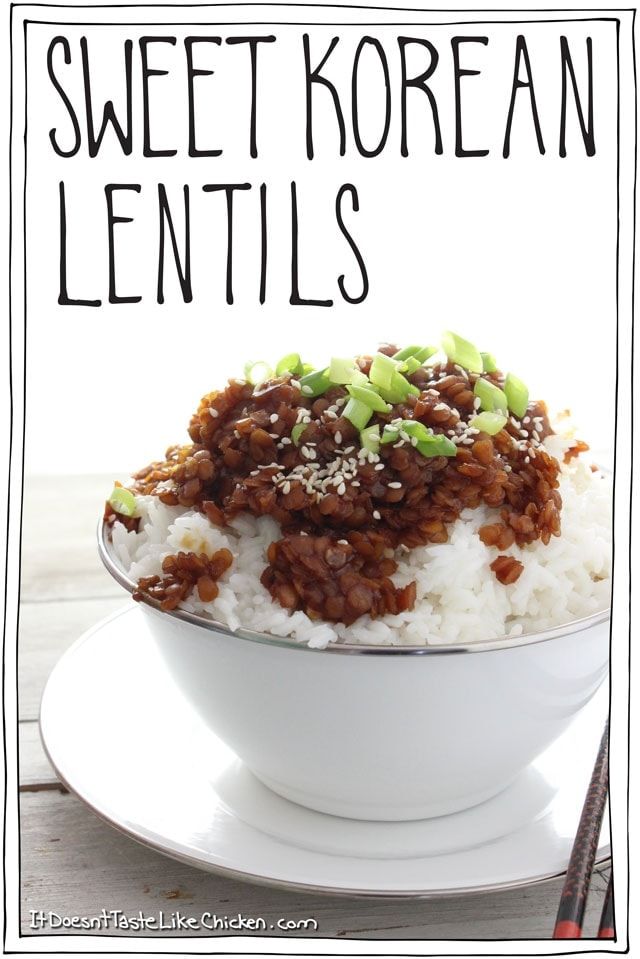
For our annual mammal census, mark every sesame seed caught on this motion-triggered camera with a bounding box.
[209,407,219,418]
[352,481,361,487]
[282,481,291,494]
[269,413,279,424]
[344,446,355,454]
[473,397,481,410]
[269,433,279,439]
[375,463,385,471]
[338,539,349,545]
[280,437,291,445]
[373,510,381,520]
[523,416,530,424]
[301,385,313,395]
[290,379,301,389]
[337,482,346,495]
[334,431,342,445]
[520,429,528,438]
[388,481,402,489]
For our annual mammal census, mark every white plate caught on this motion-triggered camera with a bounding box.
[39,606,610,899]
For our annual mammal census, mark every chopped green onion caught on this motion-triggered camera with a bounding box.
[343,397,373,431]
[275,353,302,376]
[360,424,380,454]
[398,419,432,443]
[414,346,438,363]
[392,345,438,365]
[379,370,419,403]
[416,434,458,457]
[244,360,273,386]
[441,331,483,374]
[474,377,508,413]
[393,420,457,457]
[347,384,391,413]
[481,352,498,373]
[370,353,400,391]
[381,424,400,444]
[404,356,422,374]
[299,368,331,397]
[300,362,315,376]
[351,369,370,387]
[469,411,508,435]
[329,357,359,384]
[392,345,422,362]
[291,423,306,446]
[504,373,529,419]
[108,486,137,517]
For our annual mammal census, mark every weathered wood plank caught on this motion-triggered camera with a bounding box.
[18,596,128,721]
[19,721,59,789]
[20,791,610,940]
[21,474,121,601]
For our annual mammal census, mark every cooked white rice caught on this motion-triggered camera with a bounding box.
[111,426,611,649]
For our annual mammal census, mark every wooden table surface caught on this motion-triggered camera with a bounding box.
[18,474,611,942]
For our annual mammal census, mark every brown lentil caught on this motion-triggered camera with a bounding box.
[112,350,579,624]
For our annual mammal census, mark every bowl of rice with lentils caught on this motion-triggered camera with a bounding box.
[100,332,612,820]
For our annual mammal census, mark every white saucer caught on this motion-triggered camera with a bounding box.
[39,606,610,898]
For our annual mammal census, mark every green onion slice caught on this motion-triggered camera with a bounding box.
[299,368,331,397]
[360,424,380,454]
[504,373,529,419]
[404,356,422,375]
[441,332,483,374]
[244,360,273,386]
[343,397,373,431]
[378,371,419,404]
[275,353,302,377]
[398,419,431,443]
[370,353,400,391]
[300,362,315,376]
[394,420,458,457]
[329,357,359,385]
[350,369,369,387]
[108,486,137,517]
[381,424,400,444]
[392,345,422,362]
[481,352,498,373]
[347,384,390,413]
[469,411,508,436]
[414,346,438,363]
[291,423,306,446]
[416,434,458,458]
[473,377,508,413]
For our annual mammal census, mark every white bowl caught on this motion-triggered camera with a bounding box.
[99,523,609,822]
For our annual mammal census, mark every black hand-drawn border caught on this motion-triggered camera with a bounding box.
[4,3,635,954]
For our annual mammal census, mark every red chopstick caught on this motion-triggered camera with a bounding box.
[598,873,615,938]
[553,721,609,938]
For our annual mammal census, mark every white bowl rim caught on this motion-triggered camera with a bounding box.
[98,520,610,657]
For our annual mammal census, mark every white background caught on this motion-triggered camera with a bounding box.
[4,4,634,955]
[23,16,618,475]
